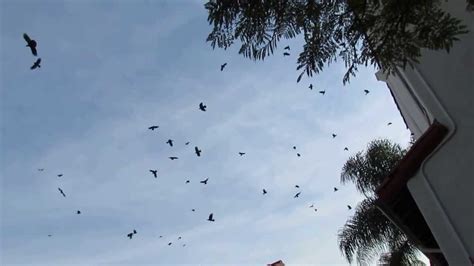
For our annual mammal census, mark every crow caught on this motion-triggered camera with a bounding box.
[309,204,314,208]
[208,213,215,222]
[169,156,179,160]
[334,187,339,192]
[149,169,158,178]
[314,208,318,212]
[283,52,290,56]
[127,233,133,239]
[195,146,202,157]
[168,242,172,246]
[178,236,182,240]
[295,185,300,188]
[220,63,227,71]
[284,46,290,50]
[387,122,392,126]
[347,205,352,210]
[200,178,209,185]
[192,209,195,212]
[77,210,81,214]
[309,84,313,90]
[199,102,207,111]
[238,152,245,156]
[57,174,63,177]
[133,229,137,234]
[148,125,159,130]
[293,146,296,150]
[30,58,41,70]
[364,89,370,95]
[297,153,301,157]
[319,90,326,95]
[186,180,190,184]
[23,33,37,56]
[332,134,337,138]
[344,147,349,151]
[58,187,66,197]
[185,142,190,145]
[262,189,267,195]
[166,139,173,147]
[38,168,44,171]
[294,192,301,198]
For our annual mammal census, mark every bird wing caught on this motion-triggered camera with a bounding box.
[30,47,37,56]
[23,33,31,43]
[36,58,41,64]
[208,213,213,220]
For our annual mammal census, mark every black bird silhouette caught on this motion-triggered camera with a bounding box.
[159,235,163,238]
[293,146,296,150]
[185,142,190,145]
[183,244,186,247]
[23,33,37,56]
[38,168,44,171]
[58,187,66,197]
[169,156,179,160]
[283,52,290,56]
[297,153,301,157]
[314,208,318,212]
[284,45,290,50]
[238,152,245,156]
[200,178,209,185]
[148,125,159,130]
[168,242,172,246]
[76,210,81,214]
[309,204,314,208]
[166,139,174,147]
[195,146,202,157]
[295,185,300,188]
[192,209,195,212]
[387,122,392,126]
[178,236,182,240]
[57,174,63,177]
[220,63,227,71]
[262,189,267,195]
[133,229,137,234]
[344,147,349,151]
[334,187,339,192]
[319,90,326,95]
[364,89,370,95]
[207,213,215,222]
[149,169,158,178]
[30,58,41,70]
[309,84,313,90]
[127,233,133,239]
[347,205,352,210]
[199,102,207,112]
[48,234,52,237]
[332,134,337,138]
[186,180,190,184]
[294,192,301,198]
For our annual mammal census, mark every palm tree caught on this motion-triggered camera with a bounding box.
[337,139,425,265]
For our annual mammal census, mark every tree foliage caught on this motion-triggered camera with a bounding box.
[205,0,468,84]
[337,139,424,265]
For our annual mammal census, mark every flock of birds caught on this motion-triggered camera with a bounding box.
[24,33,394,249]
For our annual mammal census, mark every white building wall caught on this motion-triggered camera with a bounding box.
[377,0,474,264]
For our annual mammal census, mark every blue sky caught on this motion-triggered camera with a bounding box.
[1,1,411,265]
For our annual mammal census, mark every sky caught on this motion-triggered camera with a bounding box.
[1,1,411,265]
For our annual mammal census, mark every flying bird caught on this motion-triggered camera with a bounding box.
[207,213,215,222]
[186,180,190,184]
[309,204,314,208]
[166,139,174,147]
[195,146,202,157]
[364,89,370,95]
[178,237,182,240]
[200,178,209,185]
[334,187,339,192]
[262,189,267,195]
[38,168,44,171]
[314,208,318,212]
[344,147,349,151]
[57,174,63,177]
[48,234,52,237]
[319,90,326,95]
[133,229,137,234]
[168,242,172,246]
[169,156,179,160]
[387,122,392,126]
[332,134,337,138]
[199,102,207,111]
[148,125,159,130]
[309,84,313,90]
[220,63,227,71]
[185,142,190,145]
[347,205,352,210]
[297,153,301,157]
[127,233,133,239]
[284,45,290,50]
[23,33,37,56]
[283,52,290,56]
[295,185,300,188]
[30,58,41,70]
[182,244,186,247]
[76,210,81,214]
[294,192,301,198]
[293,146,296,150]
[238,152,245,156]
[149,169,158,178]
[58,187,66,197]
[192,209,195,212]
[159,236,163,238]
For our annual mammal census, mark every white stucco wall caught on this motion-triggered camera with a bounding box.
[378,0,474,264]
